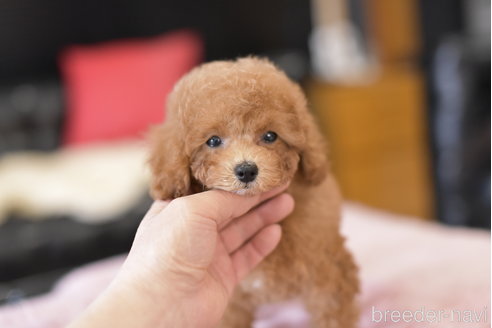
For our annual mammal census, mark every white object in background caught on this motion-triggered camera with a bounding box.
[310,22,377,84]
[0,140,150,224]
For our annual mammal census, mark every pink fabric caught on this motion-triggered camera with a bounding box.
[343,204,490,328]
[0,204,489,327]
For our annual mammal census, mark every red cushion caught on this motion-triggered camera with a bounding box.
[60,30,202,145]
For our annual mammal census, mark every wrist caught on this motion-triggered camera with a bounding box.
[108,275,184,327]
[69,276,182,328]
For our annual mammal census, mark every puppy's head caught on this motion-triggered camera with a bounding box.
[149,57,328,199]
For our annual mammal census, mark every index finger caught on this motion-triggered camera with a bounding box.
[171,184,289,228]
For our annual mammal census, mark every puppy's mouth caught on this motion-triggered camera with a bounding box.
[232,182,259,196]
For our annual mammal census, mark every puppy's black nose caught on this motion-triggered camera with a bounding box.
[234,162,258,183]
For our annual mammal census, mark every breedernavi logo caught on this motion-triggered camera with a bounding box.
[371,306,489,324]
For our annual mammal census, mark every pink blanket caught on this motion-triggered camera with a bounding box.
[0,204,489,327]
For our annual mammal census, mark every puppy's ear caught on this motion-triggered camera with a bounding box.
[148,124,190,199]
[298,114,329,185]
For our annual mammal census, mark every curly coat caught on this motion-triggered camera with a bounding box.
[148,57,359,327]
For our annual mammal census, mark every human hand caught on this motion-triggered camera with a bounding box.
[69,185,294,328]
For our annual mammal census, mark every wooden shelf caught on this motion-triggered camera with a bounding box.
[307,67,435,219]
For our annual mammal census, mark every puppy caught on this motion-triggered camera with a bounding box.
[148,57,359,327]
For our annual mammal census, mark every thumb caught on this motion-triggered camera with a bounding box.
[170,184,289,229]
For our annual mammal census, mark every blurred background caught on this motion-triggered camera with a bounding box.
[0,0,489,306]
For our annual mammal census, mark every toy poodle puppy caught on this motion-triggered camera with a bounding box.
[148,57,359,327]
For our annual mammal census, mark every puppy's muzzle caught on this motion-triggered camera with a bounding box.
[234,161,258,183]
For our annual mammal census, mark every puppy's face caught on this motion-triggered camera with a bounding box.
[149,58,327,200]
[188,108,301,195]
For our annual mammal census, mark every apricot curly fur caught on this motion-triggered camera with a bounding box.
[148,57,359,327]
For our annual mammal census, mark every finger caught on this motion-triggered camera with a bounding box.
[221,193,294,253]
[171,183,289,228]
[231,224,282,281]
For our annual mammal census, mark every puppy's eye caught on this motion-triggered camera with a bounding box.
[206,135,222,148]
[262,131,277,143]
